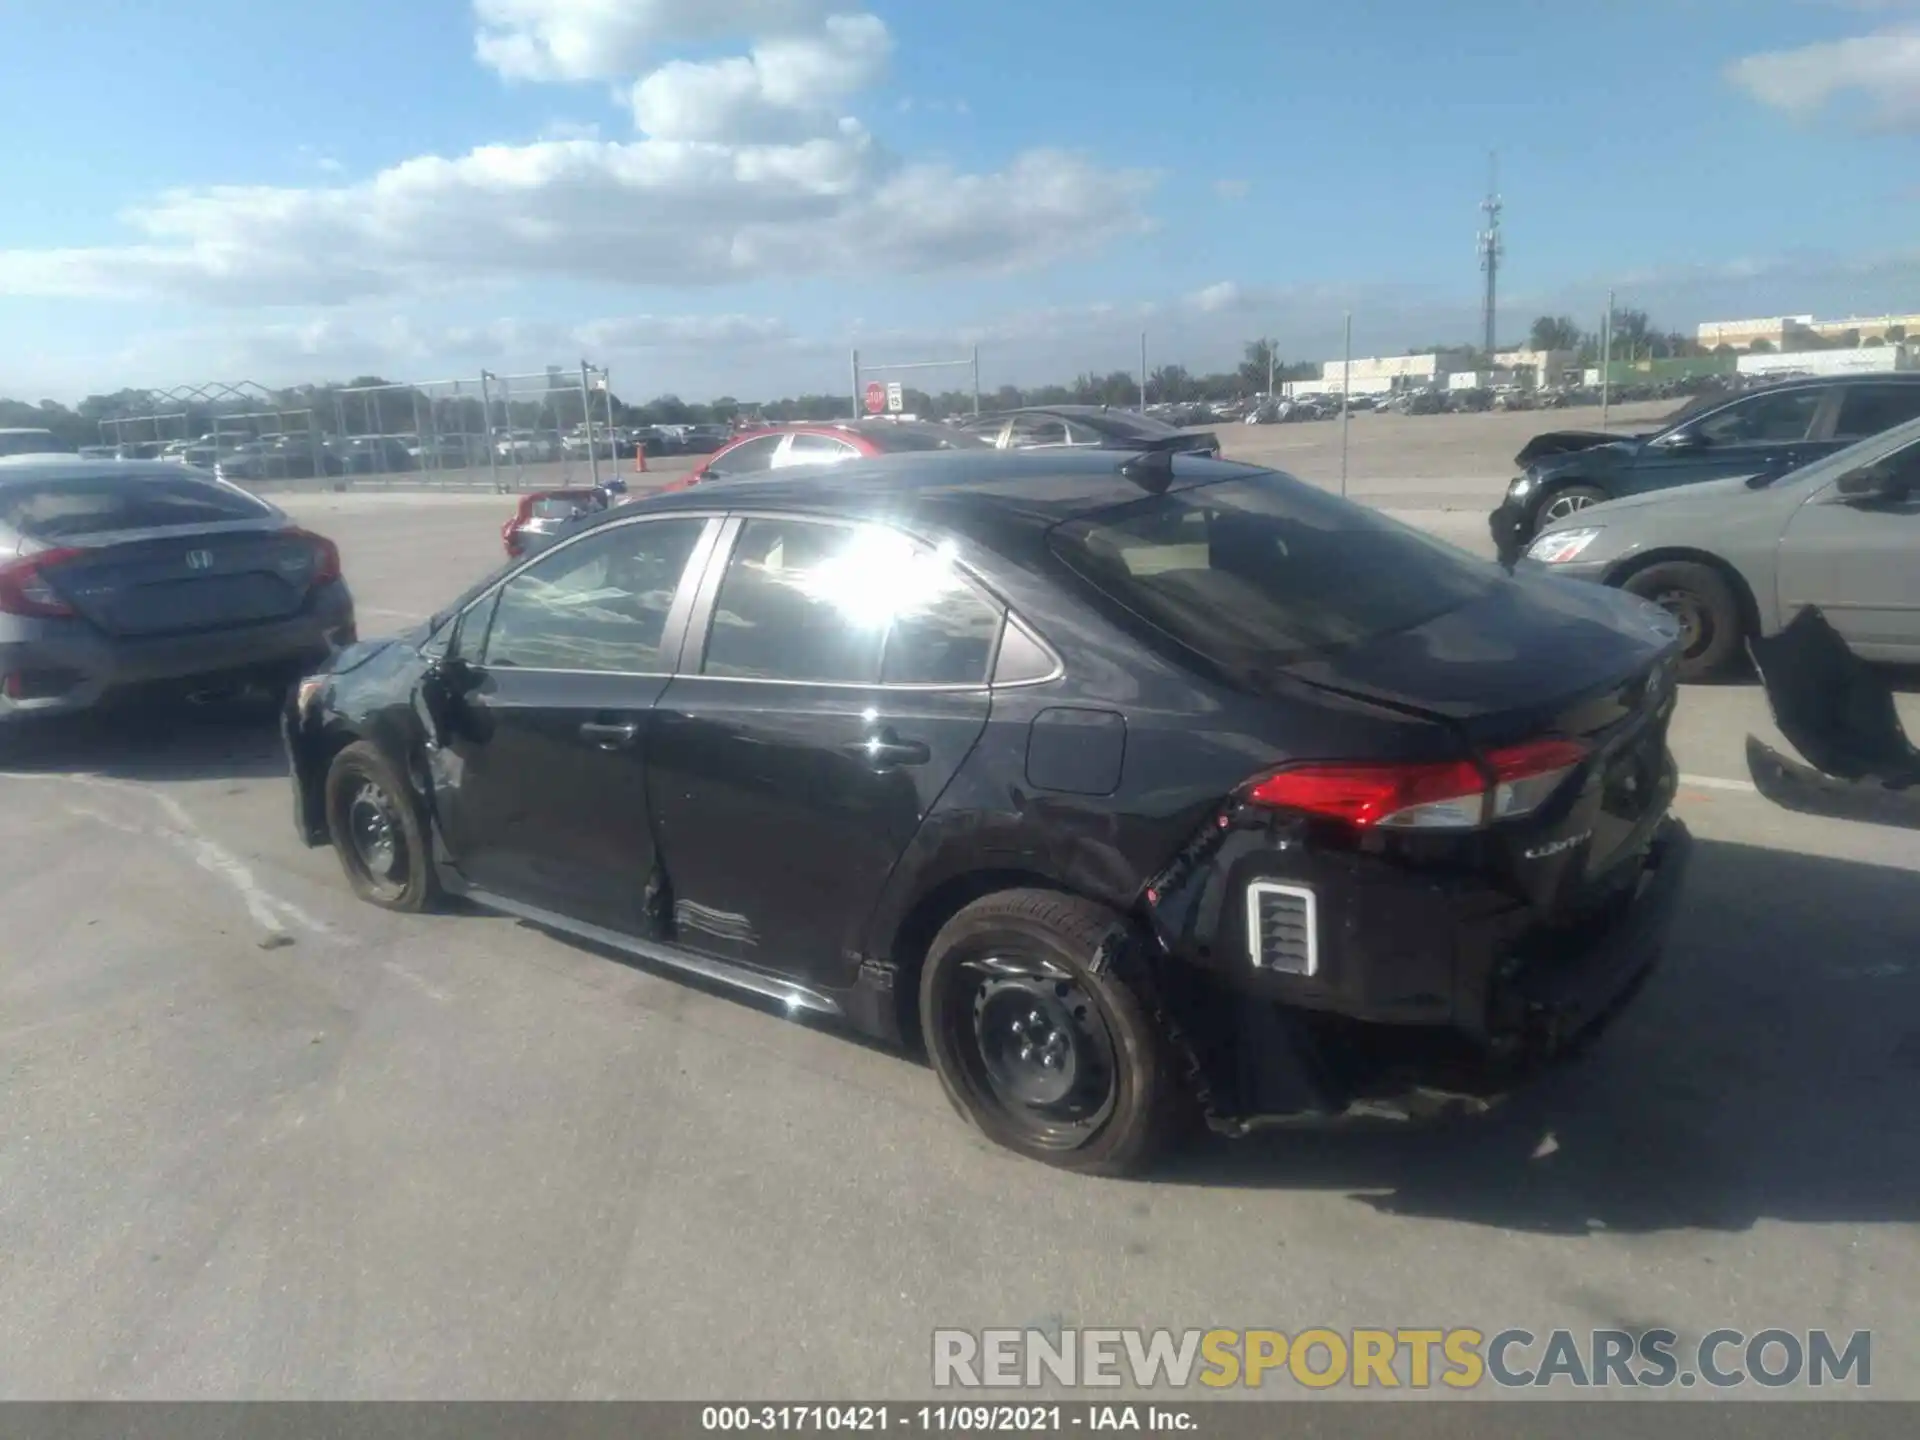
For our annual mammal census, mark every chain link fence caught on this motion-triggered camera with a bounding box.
[95,367,627,492]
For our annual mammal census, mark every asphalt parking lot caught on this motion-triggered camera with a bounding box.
[4,411,1918,1401]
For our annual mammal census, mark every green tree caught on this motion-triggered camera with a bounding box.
[1527,315,1584,352]
[1239,340,1280,395]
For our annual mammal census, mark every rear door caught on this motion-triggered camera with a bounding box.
[1777,435,1920,661]
[646,514,998,990]
[5,471,330,635]
[432,514,720,934]
[1627,386,1831,497]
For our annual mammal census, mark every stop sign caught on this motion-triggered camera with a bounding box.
[864,381,886,415]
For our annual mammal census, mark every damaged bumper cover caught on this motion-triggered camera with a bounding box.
[1163,818,1692,1134]
[1745,606,1920,831]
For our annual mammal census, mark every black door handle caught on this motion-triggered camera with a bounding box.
[579,720,640,749]
[842,733,931,768]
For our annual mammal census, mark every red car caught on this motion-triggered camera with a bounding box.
[662,420,987,491]
[500,488,615,558]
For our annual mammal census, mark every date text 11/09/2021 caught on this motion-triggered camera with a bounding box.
[702,1408,1192,1432]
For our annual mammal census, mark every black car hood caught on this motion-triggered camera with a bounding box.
[1515,431,1653,471]
[1277,571,1677,741]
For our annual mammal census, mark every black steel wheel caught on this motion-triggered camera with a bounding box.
[920,889,1190,1175]
[323,741,440,912]
[1621,560,1744,682]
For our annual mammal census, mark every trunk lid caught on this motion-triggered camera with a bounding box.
[41,522,328,636]
[1278,576,1682,909]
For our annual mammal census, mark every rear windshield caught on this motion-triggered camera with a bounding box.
[1074,411,1182,440]
[0,431,78,457]
[529,495,599,520]
[0,473,275,540]
[1050,473,1498,668]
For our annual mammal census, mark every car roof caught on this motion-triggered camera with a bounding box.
[630,449,1257,533]
[0,457,219,486]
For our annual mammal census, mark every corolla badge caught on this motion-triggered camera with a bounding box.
[1524,831,1592,860]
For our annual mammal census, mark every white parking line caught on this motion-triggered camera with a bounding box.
[1678,773,1759,794]
[3,772,341,947]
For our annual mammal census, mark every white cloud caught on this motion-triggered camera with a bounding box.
[1190,281,1244,313]
[631,13,891,141]
[574,313,792,348]
[473,0,830,82]
[1213,179,1251,201]
[1729,24,1920,127]
[0,140,1151,305]
[0,6,1148,309]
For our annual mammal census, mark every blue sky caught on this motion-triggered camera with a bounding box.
[1,0,1915,401]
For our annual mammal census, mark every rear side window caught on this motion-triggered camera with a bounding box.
[1834,385,1920,440]
[1050,473,1498,668]
[0,473,274,540]
[1009,415,1070,447]
[702,518,1000,685]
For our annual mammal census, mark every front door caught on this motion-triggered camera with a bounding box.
[1777,439,1920,662]
[646,515,1000,990]
[1627,385,1832,497]
[433,514,718,934]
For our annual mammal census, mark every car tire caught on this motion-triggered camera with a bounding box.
[323,740,441,913]
[1621,560,1744,682]
[1532,483,1609,535]
[919,888,1192,1176]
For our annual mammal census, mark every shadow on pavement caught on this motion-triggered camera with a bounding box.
[0,701,288,784]
[1162,836,1920,1232]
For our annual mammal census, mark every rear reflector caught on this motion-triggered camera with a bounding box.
[1245,739,1589,831]
[0,548,84,619]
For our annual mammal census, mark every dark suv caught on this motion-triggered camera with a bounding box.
[1490,374,1920,563]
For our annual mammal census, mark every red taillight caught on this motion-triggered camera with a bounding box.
[0,548,84,618]
[282,528,342,585]
[1244,739,1588,832]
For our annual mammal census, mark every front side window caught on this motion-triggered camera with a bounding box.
[1693,389,1823,446]
[480,518,706,673]
[703,518,1000,685]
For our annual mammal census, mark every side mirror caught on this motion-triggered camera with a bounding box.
[1834,464,1909,504]
[1653,428,1706,452]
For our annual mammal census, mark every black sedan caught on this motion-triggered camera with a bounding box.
[959,406,1222,458]
[284,450,1690,1174]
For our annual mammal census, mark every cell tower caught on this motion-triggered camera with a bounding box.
[1478,152,1503,358]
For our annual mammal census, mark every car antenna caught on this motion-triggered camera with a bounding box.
[1119,446,1176,494]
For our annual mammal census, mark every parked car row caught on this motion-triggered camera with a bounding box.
[1506,374,1920,680]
